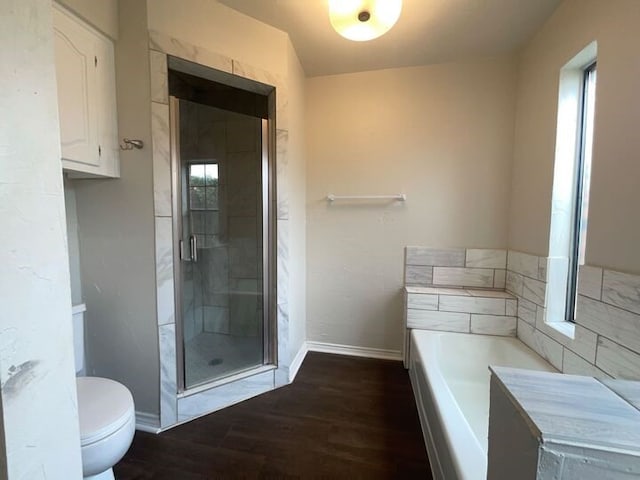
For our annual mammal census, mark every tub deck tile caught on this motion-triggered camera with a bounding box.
[470,315,517,336]
[465,249,507,269]
[407,310,470,332]
[406,293,439,311]
[466,289,515,299]
[405,286,468,296]
[439,296,506,315]
[405,246,466,267]
[432,267,495,288]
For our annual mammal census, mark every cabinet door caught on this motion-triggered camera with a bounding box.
[53,6,100,168]
[94,34,120,177]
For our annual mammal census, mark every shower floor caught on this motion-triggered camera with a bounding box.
[184,332,263,389]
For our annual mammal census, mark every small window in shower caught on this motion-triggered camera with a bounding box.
[188,163,219,248]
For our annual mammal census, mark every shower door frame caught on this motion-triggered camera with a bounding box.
[169,93,277,395]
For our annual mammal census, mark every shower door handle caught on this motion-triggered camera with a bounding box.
[179,236,198,263]
[189,235,198,263]
[179,239,191,262]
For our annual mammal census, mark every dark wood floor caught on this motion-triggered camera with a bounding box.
[114,352,432,479]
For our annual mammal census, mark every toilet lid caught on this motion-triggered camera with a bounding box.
[76,377,134,445]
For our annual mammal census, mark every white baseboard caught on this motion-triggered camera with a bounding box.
[306,341,403,361]
[288,341,309,382]
[135,411,161,434]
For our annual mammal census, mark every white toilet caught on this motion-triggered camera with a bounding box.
[73,304,136,480]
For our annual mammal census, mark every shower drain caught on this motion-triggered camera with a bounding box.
[208,358,224,366]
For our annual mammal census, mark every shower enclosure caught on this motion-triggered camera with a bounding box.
[169,66,275,392]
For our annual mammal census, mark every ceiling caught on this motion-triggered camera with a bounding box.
[218,0,562,77]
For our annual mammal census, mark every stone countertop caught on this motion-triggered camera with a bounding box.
[602,379,640,413]
[490,366,640,452]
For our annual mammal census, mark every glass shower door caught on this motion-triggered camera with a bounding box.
[171,96,268,390]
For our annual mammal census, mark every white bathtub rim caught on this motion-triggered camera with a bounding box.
[409,365,445,480]
[413,330,487,480]
[410,330,557,480]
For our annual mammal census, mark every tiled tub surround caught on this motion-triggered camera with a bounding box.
[405,248,640,478]
[403,247,515,366]
[405,247,507,289]
[149,31,293,429]
[403,247,640,381]
[406,287,517,337]
[506,250,640,380]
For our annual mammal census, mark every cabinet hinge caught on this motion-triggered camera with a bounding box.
[95,56,98,68]
[98,145,102,156]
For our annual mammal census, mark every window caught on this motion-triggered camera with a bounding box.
[546,43,597,327]
[188,163,219,248]
[567,62,596,321]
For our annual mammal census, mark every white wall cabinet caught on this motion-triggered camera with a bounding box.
[53,4,120,178]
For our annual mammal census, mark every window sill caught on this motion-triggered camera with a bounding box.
[543,318,576,341]
[536,310,576,345]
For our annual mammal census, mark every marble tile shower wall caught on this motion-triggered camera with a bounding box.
[506,250,640,380]
[226,118,262,339]
[149,30,292,428]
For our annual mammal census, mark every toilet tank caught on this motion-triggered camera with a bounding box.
[72,303,87,374]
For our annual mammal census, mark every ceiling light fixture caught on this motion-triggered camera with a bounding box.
[329,0,402,42]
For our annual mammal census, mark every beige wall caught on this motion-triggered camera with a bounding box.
[57,0,118,39]
[508,0,640,273]
[305,58,517,351]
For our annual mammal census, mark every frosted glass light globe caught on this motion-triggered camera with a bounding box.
[329,0,402,42]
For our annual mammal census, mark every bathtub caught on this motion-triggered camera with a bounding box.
[409,330,556,480]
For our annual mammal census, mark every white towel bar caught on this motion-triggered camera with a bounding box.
[327,194,406,202]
